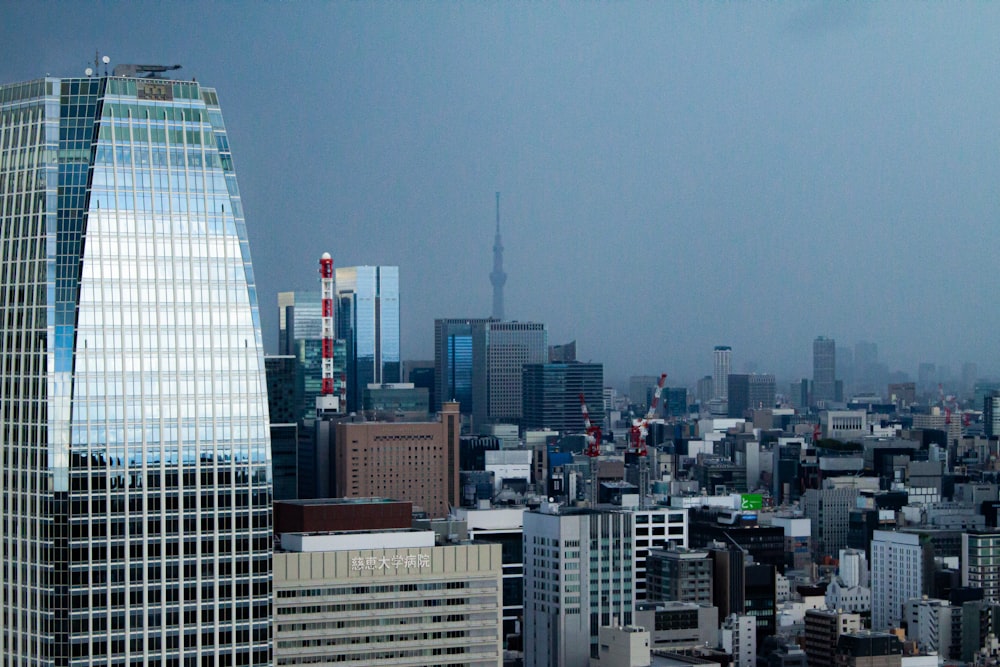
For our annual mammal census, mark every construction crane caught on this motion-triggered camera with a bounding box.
[629,373,667,456]
[627,373,666,509]
[937,383,971,430]
[580,393,602,458]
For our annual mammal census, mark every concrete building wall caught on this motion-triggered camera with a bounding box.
[871,531,923,632]
[524,507,635,667]
[273,542,503,666]
[334,402,460,517]
[962,531,1000,602]
[590,626,650,667]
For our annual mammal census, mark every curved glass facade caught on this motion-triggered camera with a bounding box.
[0,75,272,666]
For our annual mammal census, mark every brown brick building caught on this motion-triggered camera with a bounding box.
[334,402,460,518]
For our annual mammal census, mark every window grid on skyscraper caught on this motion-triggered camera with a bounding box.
[1,74,272,666]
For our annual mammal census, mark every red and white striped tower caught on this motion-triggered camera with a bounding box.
[316,252,340,414]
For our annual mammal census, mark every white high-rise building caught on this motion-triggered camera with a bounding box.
[523,504,635,667]
[904,597,956,659]
[631,507,688,603]
[714,346,732,400]
[0,70,272,664]
[720,613,756,667]
[871,530,923,631]
[839,548,869,587]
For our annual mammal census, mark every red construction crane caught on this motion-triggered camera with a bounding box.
[936,382,969,426]
[579,393,602,458]
[629,373,667,456]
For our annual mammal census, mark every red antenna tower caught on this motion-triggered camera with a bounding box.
[316,252,340,415]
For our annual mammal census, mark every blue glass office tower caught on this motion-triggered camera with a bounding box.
[335,266,399,413]
[434,318,493,415]
[0,72,272,665]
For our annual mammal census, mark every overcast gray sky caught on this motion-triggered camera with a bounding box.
[4,2,999,388]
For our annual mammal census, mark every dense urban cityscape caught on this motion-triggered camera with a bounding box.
[4,4,1000,667]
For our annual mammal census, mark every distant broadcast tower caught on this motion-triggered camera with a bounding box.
[490,192,507,320]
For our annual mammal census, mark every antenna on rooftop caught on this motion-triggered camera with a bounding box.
[92,49,111,76]
[89,51,111,77]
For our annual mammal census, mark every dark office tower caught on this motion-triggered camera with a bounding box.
[813,337,836,404]
[729,375,750,418]
[265,356,301,501]
[335,266,400,413]
[522,362,604,433]
[408,365,435,408]
[710,543,746,623]
[434,318,494,414]
[490,192,507,320]
[548,340,576,363]
[645,547,713,604]
[728,374,776,418]
[265,355,300,425]
[472,320,547,428]
[745,563,778,649]
[714,346,732,400]
[773,442,803,505]
[664,387,688,419]
[0,71,272,664]
[689,512,785,574]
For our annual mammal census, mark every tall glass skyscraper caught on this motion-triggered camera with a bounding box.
[335,266,399,413]
[0,71,272,665]
[434,318,494,415]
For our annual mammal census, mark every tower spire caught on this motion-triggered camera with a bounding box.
[490,192,507,320]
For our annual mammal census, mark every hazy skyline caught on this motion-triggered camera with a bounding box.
[5,3,999,387]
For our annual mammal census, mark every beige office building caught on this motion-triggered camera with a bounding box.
[274,530,503,666]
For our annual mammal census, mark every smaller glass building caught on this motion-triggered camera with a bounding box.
[335,266,400,412]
